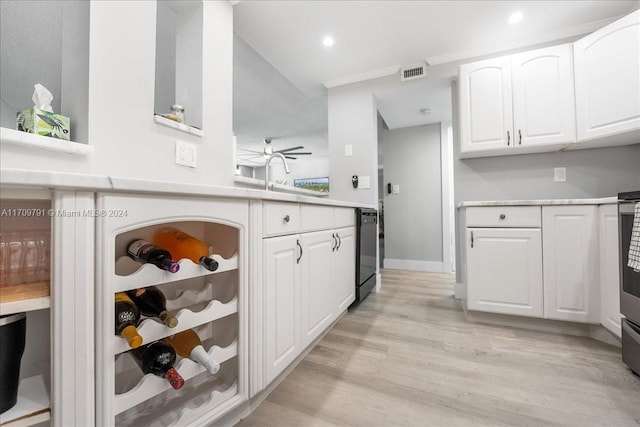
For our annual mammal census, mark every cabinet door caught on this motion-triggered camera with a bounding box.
[459,56,514,153]
[299,230,335,348]
[263,235,300,384]
[542,206,599,323]
[334,227,356,312]
[511,44,576,147]
[599,205,621,337]
[574,10,640,141]
[467,228,543,317]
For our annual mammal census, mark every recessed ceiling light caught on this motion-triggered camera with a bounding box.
[508,11,523,24]
[323,36,334,47]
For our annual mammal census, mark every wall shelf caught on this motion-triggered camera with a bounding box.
[0,127,93,156]
[154,115,203,137]
[0,282,51,316]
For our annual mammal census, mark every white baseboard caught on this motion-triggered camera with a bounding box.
[383,259,444,272]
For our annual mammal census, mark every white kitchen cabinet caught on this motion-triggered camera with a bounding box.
[263,235,300,385]
[599,205,621,337]
[574,10,640,144]
[95,193,248,426]
[459,56,513,154]
[258,203,355,390]
[459,44,575,158]
[466,227,543,317]
[542,206,599,323]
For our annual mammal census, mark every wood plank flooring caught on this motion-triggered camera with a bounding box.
[237,270,640,426]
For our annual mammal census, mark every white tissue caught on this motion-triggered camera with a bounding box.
[32,83,54,113]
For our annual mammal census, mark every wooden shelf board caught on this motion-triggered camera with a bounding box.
[0,282,51,315]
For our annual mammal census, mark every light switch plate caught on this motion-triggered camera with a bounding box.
[358,175,371,189]
[176,140,197,168]
[554,167,566,182]
[345,144,353,157]
[392,184,400,194]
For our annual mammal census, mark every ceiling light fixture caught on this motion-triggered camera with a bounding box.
[323,36,334,47]
[508,11,523,24]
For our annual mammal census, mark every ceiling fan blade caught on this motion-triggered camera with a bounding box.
[281,152,312,155]
[275,146,305,153]
[285,156,297,160]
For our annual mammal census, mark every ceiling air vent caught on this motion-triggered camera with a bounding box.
[400,64,426,82]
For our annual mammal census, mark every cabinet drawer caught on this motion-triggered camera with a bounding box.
[264,202,300,237]
[334,207,355,228]
[300,205,334,232]
[466,206,541,227]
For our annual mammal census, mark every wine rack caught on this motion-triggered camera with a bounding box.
[96,194,248,426]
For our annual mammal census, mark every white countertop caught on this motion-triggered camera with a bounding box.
[0,168,373,209]
[458,197,617,208]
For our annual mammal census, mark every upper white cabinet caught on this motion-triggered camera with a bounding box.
[574,10,640,145]
[459,44,575,158]
[542,206,599,323]
[459,56,513,153]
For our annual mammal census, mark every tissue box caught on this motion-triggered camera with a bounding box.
[16,108,70,141]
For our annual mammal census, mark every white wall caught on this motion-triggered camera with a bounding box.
[1,1,235,187]
[382,123,443,271]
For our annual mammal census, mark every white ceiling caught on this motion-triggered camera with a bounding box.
[233,0,639,162]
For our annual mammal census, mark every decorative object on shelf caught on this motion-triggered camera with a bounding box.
[0,229,50,287]
[0,312,26,414]
[127,240,180,273]
[153,228,218,272]
[170,104,185,123]
[130,341,184,390]
[166,329,220,375]
[16,84,70,141]
[126,286,178,328]
[114,293,143,349]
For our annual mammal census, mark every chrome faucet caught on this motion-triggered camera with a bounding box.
[264,152,290,190]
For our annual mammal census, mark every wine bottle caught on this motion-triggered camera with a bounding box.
[153,228,219,271]
[126,286,178,328]
[130,341,184,390]
[127,239,180,273]
[165,329,220,375]
[114,292,143,349]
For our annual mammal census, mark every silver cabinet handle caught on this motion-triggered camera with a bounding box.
[336,233,342,250]
[297,239,302,264]
[507,130,510,146]
[471,231,474,248]
[332,233,337,251]
[499,214,506,220]
[283,215,290,223]
[518,129,522,145]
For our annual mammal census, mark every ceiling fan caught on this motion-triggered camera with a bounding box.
[237,138,313,163]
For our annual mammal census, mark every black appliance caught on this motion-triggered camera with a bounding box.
[618,191,640,375]
[354,208,377,304]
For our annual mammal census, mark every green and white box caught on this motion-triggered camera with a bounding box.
[17,108,70,141]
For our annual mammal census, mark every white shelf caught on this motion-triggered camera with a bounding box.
[0,296,50,316]
[154,115,203,137]
[0,375,50,427]
[0,127,93,156]
[113,253,238,293]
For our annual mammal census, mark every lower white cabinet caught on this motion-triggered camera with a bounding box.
[466,227,543,317]
[263,226,355,385]
[599,205,621,337]
[542,206,599,323]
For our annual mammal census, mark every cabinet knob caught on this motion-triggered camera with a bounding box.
[283,215,290,223]
[499,214,506,220]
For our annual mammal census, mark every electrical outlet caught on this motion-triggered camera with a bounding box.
[176,140,197,168]
[554,167,566,182]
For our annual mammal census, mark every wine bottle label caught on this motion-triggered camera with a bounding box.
[127,240,154,258]
[118,310,136,324]
[156,351,172,365]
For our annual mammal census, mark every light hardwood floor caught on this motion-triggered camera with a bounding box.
[237,270,640,426]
